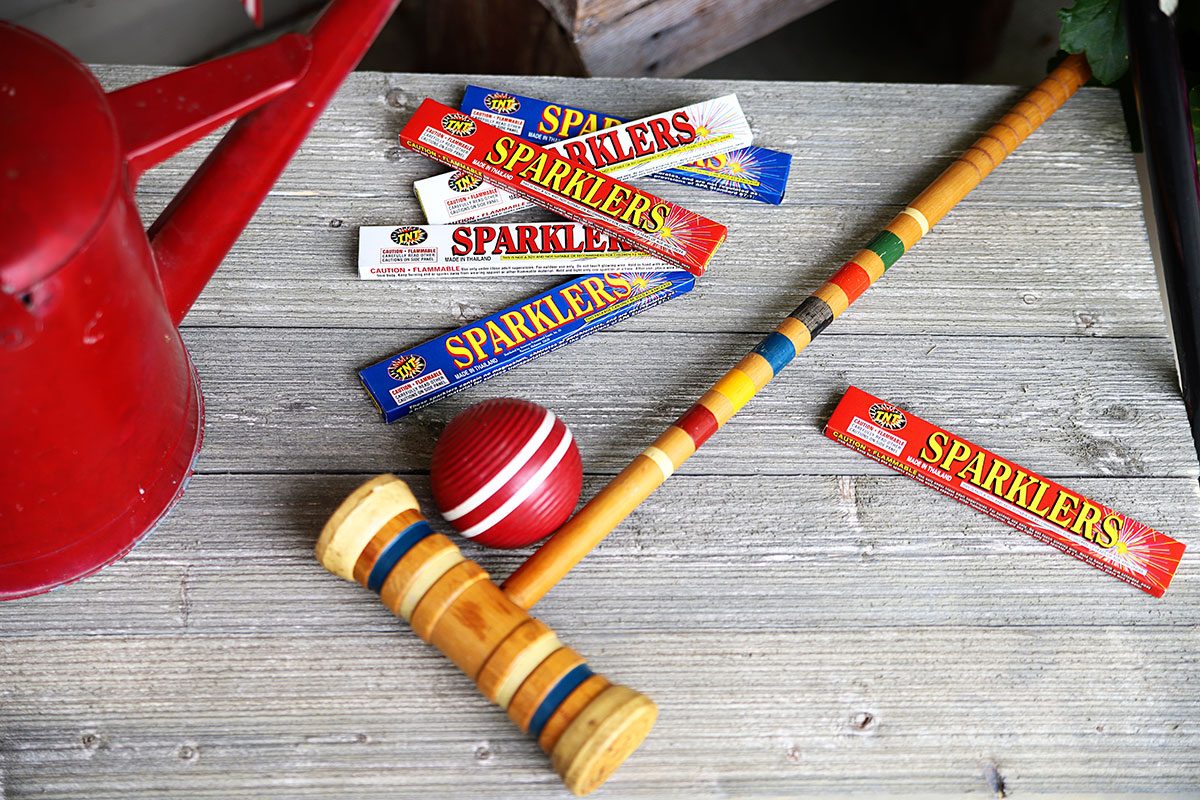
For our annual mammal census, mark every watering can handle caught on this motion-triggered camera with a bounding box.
[138,0,400,326]
[107,34,312,185]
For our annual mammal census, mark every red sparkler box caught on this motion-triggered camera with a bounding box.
[398,98,727,276]
[824,386,1185,597]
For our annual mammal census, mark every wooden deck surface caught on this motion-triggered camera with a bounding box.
[2,67,1197,798]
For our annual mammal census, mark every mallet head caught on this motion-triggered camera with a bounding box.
[315,474,656,795]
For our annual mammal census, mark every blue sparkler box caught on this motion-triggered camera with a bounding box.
[459,85,791,205]
[360,270,695,421]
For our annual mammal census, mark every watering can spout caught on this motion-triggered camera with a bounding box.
[147,0,401,325]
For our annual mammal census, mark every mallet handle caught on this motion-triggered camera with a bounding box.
[504,55,1093,610]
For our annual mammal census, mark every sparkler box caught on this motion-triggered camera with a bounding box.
[358,222,664,279]
[360,270,694,421]
[643,145,791,205]
[412,93,752,226]
[400,98,728,275]
[460,86,791,205]
[824,386,1185,597]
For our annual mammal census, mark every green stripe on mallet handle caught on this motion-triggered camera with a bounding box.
[503,54,1093,610]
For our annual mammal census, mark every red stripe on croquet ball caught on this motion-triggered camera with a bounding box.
[431,398,583,549]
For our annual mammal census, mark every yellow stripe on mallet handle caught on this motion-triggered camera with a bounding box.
[503,54,1093,610]
[316,475,656,796]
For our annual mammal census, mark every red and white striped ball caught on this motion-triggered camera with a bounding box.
[431,398,582,549]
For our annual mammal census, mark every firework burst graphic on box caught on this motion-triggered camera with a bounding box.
[687,98,746,142]
[706,147,759,176]
[1096,507,1185,592]
[695,147,782,191]
[614,270,674,296]
[652,205,725,255]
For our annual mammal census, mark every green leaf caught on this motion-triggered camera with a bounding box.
[1190,85,1200,172]
[1058,0,1130,84]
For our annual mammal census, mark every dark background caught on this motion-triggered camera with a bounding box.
[4,0,1059,85]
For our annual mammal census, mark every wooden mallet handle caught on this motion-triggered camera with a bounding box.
[316,474,656,796]
[503,55,1093,610]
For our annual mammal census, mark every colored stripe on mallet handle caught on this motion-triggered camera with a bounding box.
[316,475,657,796]
[503,54,1093,610]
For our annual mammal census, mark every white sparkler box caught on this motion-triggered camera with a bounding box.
[358,222,666,279]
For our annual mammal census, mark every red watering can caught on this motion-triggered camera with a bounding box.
[0,0,401,599]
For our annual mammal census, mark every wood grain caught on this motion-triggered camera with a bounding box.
[88,69,1152,336]
[1,67,1196,799]
[2,472,1198,795]
[182,329,1194,479]
[537,0,837,77]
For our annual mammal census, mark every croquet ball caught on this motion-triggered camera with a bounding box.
[431,398,583,549]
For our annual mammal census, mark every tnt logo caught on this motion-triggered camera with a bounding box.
[448,171,483,193]
[390,226,428,246]
[441,113,477,137]
[868,402,906,430]
[388,354,426,382]
[483,92,520,114]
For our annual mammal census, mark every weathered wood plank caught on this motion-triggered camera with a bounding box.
[181,328,1195,478]
[88,68,1153,334]
[3,627,1197,799]
[2,472,1197,797]
[2,474,1197,638]
[537,0,579,31]
[93,68,1139,212]
[164,200,1165,336]
[551,0,838,77]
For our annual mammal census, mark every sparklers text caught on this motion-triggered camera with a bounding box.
[919,431,1121,547]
